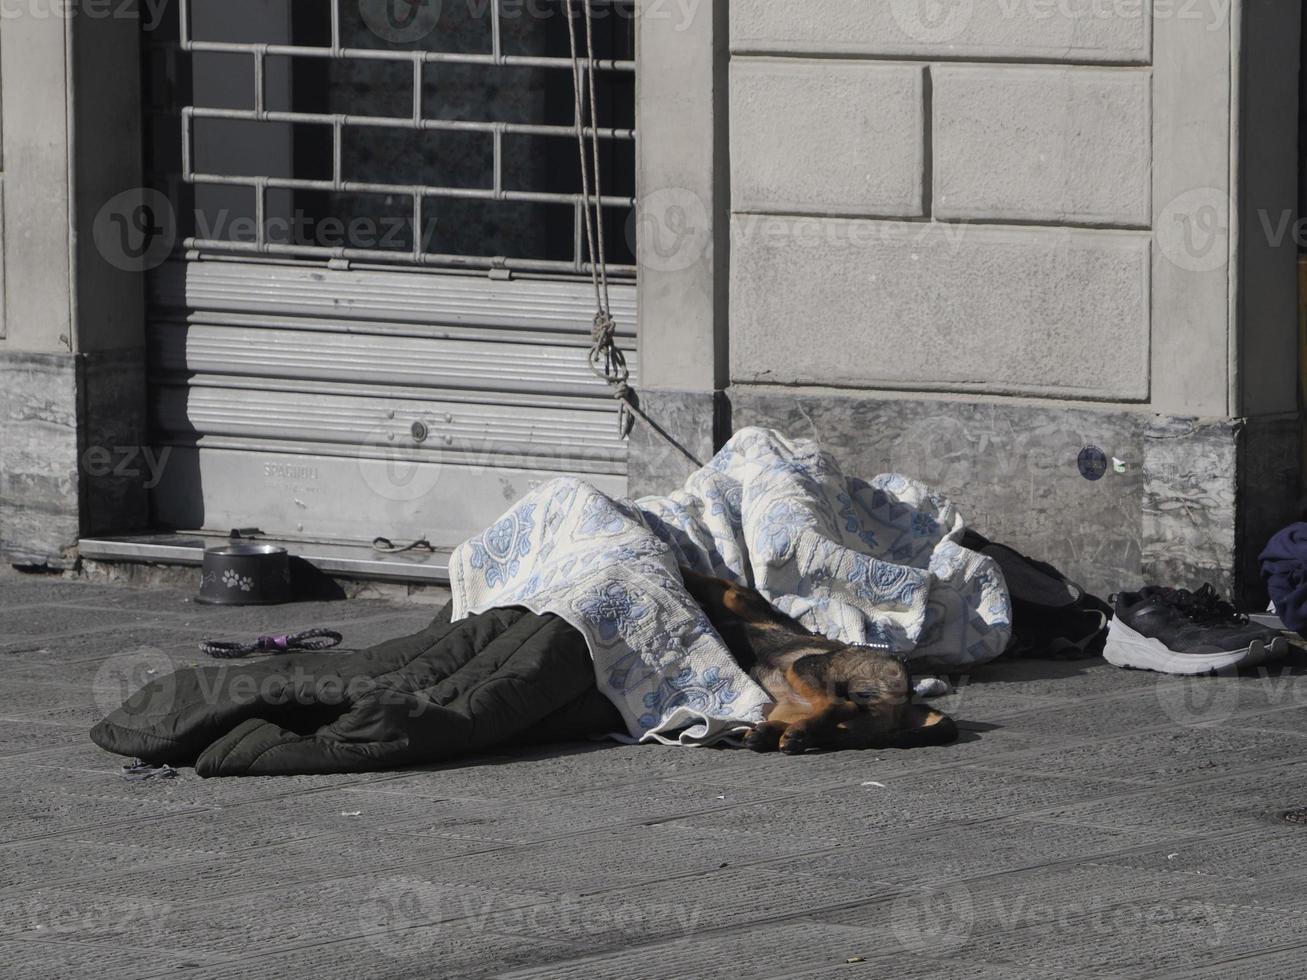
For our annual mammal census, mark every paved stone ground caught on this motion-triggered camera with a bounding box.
[2,566,1306,979]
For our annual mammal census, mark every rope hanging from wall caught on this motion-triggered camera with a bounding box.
[564,0,703,468]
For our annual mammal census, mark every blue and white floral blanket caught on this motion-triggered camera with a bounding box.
[450,427,1011,744]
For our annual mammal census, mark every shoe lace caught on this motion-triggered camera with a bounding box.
[1154,584,1247,626]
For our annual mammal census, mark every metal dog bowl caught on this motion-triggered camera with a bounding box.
[197,543,292,606]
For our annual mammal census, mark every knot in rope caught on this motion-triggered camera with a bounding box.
[567,0,700,465]
[591,310,616,347]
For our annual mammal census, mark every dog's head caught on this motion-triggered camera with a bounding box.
[680,566,960,750]
[804,646,958,750]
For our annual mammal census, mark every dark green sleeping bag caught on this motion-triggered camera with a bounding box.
[90,604,623,777]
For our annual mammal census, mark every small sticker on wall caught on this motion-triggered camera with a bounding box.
[1078,446,1108,482]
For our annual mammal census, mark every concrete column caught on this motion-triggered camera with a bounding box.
[0,9,149,568]
[627,0,730,495]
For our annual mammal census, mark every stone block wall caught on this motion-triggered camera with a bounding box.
[729,4,1155,399]
[715,0,1302,602]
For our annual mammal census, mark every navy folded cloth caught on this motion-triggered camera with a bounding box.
[1260,522,1307,632]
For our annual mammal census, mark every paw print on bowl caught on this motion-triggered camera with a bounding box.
[221,569,255,592]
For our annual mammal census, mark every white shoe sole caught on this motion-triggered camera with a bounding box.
[1103,617,1289,675]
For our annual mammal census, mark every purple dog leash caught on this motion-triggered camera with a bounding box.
[200,628,343,659]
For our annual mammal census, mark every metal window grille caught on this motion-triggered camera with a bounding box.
[147,0,637,277]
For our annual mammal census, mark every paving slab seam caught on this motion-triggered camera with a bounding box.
[333,763,764,807]
[651,806,1204,874]
[799,757,1160,796]
[1076,860,1307,898]
[656,701,1307,797]
[0,716,88,731]
[965,755,1307,804]
[9,732,1299,855]
[760,957,1124,980]
[805,866,1307,938]
[121,929,574,980]
[948,672,1307,725]
[483,915,898,980]
[0,805,220,846]
[13,804,845,913]
[1147,938,1307,979]
[144,910,885,980]
[753,830,1221,895]
[951,731,1307,788]
[710,757,1183,807]
[994,803,1297,840]
[0,829,356,898]
[6,933,243,968]
[0,769,430,845]
[940,677,1202,718]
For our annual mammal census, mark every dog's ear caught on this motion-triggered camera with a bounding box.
[679,568,735,615]
[680,567,776,622]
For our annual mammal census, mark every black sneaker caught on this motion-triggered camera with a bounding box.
[1104,584,1289,675]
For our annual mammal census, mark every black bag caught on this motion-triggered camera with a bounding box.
[962,530,1112,660]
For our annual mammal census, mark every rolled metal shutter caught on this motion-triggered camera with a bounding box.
[122,2,640,575]
[146,257,636,551]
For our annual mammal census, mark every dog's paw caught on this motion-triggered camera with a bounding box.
[778,727,812,755]
[744,723,784,753]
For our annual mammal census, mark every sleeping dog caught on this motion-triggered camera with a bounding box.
[681,569,959,754]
